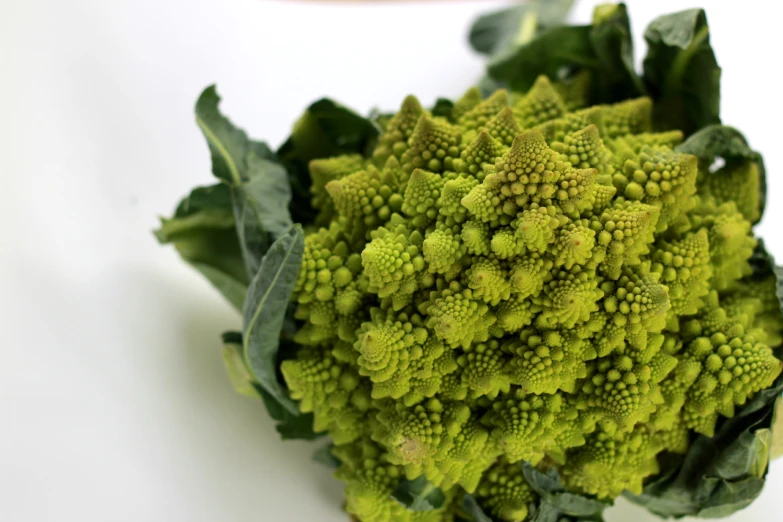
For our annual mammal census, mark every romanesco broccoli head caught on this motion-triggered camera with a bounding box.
[277,74,783,521]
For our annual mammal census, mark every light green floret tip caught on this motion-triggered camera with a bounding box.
[483,390,567,463]
[474,461,537,522]
[362,223,425,297]
[562,425,662,499]
[438,175,478,222]
[457,339,511,399]
[309,154,366,224]
[402,168,446,229]
[422,224,464,276]
[512,75,567,128]
[461,219,492,256]
[401,116,461,175]
[276,77,783,522]
[373,398,472,481]
[681,326,782,436]
[281,349,371,444]
[614,146,698,231]
[372,95,427,167]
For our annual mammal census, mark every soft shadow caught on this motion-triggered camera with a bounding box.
[124,262,347,519]
[170,274,347,511]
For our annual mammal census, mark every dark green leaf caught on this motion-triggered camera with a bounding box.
[626,372,783,518]
[776,265,783,319]
[173,182,234,218]
[231,155,293,276]
[242,226,305,415]
[391,476,446,512]
[676,124,767,222]
[195,85,275,185]
[522,463,564,494]
[240,157,293,239]
[156,183,248,311]
[431,98,455,120]
[676,125,761,165]
[257,385,322,440]
[194,85,294,276]
[277,98,380,224]
[588,3,645,102]
[642,9,721,135]
[459,494,495,522]
[479,3,644,103]
[528,502,562,522]
[748,240,776,279]
[313,443,341,469]
[468,0,574,56]
[523,464,609,518]
[486,24,594,94]
[528,501,606,522]
[222,331,322,440]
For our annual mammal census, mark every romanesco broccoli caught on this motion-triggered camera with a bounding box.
[277,75,783,522]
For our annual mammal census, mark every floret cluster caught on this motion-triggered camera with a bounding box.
[278,76,782,522]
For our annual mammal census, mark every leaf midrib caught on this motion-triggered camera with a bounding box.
[197,115,243,186]
[243,233,296,377]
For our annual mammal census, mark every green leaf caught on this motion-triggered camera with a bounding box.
[391,476,446,512]
[221,331,263,398]
[676,125,762,165]
[522,463,610,519]
[588,3,645,102]
[528,502,606,522]
[456,474,606,522]
[313,443,341,469]
[528,502,559,522]
[172,181,235,217]
[625,372,783,518]
[195,85,276,185]
[771,398,783,460]
[257,384,322,440]
[277,98,380,224]
[748,240,776,279]
[242,226,305,415]
[222,331,322,440]
[676,124,767,223]
[468,0,575,57]
[486,24,594,94]
[479,3,644,103]
[642,9,721,135]
[431,98,455,120]
[459,494,495,522]
[231,155,294,276]
[155,183,248,311]
[194,85,293,277]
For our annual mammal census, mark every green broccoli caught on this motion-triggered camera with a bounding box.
[157,4,783,521]
[277,77,782,521]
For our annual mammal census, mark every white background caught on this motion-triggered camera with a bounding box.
[1,0,781,520]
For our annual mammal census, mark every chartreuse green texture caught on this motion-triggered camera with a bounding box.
[277,75,781,520]
[156,3,783,522]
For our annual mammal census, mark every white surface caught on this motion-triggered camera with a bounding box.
[1,0,781,520]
